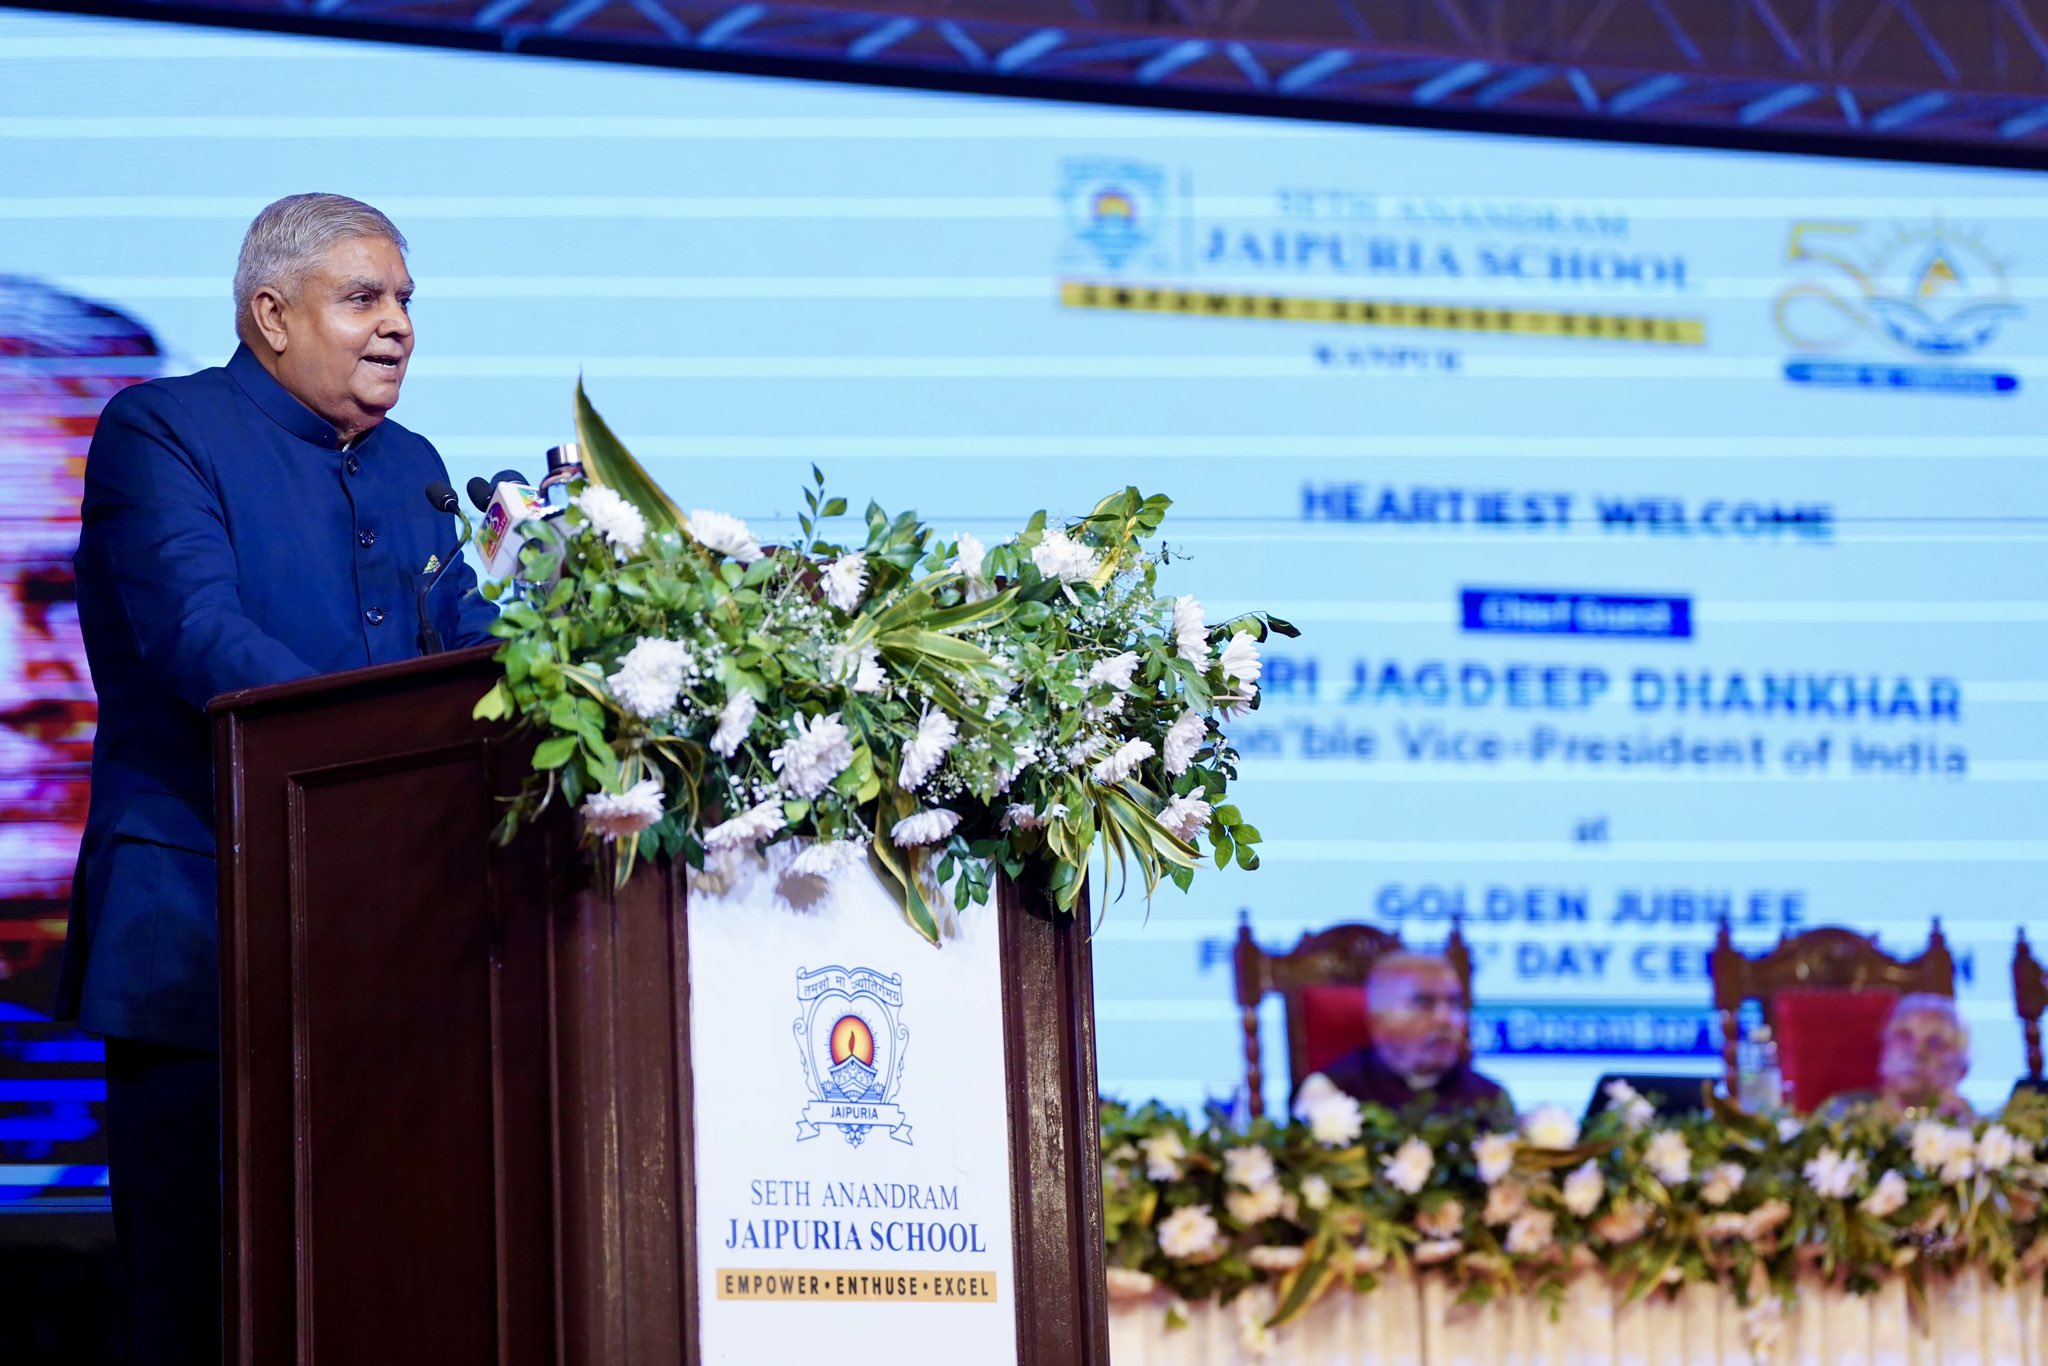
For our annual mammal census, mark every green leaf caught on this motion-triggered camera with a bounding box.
[574,379,686,538]
[532,735,579,770]
[472,680,512,721]
[822,496,847,517]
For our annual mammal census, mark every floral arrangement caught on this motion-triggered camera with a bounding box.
[472,387,1287,938]
[1101,1083,2048,1353]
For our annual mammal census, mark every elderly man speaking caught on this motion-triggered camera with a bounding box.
[56,193,496,1364]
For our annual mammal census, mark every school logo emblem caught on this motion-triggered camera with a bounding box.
[1060,157,1171,271]
[792,965,911,1147]
[1775,220,2022,394]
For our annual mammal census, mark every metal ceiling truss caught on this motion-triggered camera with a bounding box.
[26,0,2048,155]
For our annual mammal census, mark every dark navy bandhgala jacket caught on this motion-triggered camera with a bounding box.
[56,344,497,1051]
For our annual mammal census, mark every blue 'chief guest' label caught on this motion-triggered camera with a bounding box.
[1461,588,1693,640]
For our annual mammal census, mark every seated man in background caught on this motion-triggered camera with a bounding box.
[1300,952,1512,1120]
[1828,993,1974,1120]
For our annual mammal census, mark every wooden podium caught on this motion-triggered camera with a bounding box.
[210,646,1109,1366]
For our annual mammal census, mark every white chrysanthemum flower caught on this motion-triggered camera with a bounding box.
[1805,1145,1868,1199]
[1218,631,1263,685]
[709,690,757,758]
[1778,1117,1805,1142]
[1303,1090,1363,1148]
[1979,1124,2018,1172]
[1225,1182,1284,1226]
[1702,1212,1749,1241]
[1064,733,1109,769]
[827,640,886,694]
[1861,1169,1910,1218]
[1156,1204,1221,1262]
[1910,1119,1954,1171]
[685,508,762,563]
[1172,595,1209,666]
[580,778,664,840]
[1416,1199,1463,1238]
[1161,709,1206,777]
[788,839,867,879]
[606,636,694,719]
[577,485,647,555]
[1482,1181,1526,1226]
[1474,1133,1516,1185]
[822,552,868,612]
[1594,1201,1649,1244]
[1246,1244,1305,1273]
[1158,795,1213,844]
[1521,1104,1580,1151]
[897,709,958,790]
[1091,738,1155,786]
[1103,1267,1155,1300]
[1382,1137,1435,1195]
[1218,684,1260,719]
[1030,527,1098,583]
[1699,1161,1744,1206]
[1604,1079,1655,1131]
[1087,651,1141,691]
[1140,1130,1186,1182]
[1745,1199,1792,1239]
[770,712,854,798]
[1644,1130,1692,1187]
[702,797,785,852]
[952,533,986,580]
[1413,1237,1463,1266]
[1504,1208,1555,1256]
[999,802,1067,833]
[1561,1160,1604,1217]
[1299,1175,1332,1211]
[890,807,960,847]
[1224,1145,1277,1190]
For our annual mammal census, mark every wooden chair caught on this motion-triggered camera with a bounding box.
[1233,910,1472,1119]
[2015,930,2048,1080]
[1709,920,1954,1106]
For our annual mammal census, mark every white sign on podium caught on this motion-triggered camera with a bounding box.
[686,845,1022,1366]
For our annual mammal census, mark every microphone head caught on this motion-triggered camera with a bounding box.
[492,468,532,490]
[425,480,460,515]
[466,476,494,512]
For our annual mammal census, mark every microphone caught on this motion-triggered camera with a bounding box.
[475,471,547,580]
[416,481,474,656]
[467,469,530,513]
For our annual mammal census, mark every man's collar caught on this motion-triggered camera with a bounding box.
[226,343,366,451]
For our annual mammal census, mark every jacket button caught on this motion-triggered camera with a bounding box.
[364,608,386,626]
[358,529,377,549]
[345,454,361,476]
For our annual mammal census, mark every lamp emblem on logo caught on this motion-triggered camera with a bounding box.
[793,964,911,1147]
[1060,157,1169,271]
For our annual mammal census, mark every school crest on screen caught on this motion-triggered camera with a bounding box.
[793,964,912,1147]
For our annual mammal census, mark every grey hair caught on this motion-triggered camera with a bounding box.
[1888,992,1969,1044]
[233,193,407,341]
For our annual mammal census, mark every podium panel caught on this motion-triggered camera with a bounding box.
[213,646,1109,1365]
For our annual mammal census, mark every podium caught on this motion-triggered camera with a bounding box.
[210,646,1110,1366]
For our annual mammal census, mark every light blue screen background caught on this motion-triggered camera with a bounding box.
[4,7,2043,1117]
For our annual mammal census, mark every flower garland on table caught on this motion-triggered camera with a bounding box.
[1101,1085,2048,1357]
[472,386,1291,938]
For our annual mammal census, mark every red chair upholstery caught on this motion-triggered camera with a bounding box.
[1773,988,1898,1112]
[1299,984,1372,1077]
[1710,921,1953,1106]
[1233,913,1472,1119]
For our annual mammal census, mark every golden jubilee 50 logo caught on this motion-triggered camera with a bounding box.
[1775,220,2022,394]
[792,964,912,1147]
